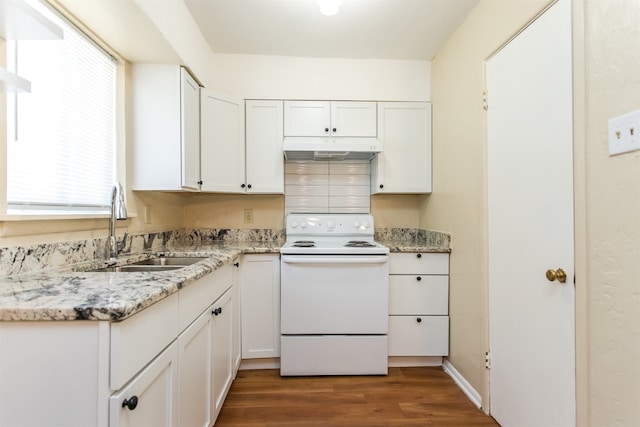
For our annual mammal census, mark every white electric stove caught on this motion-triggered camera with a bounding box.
[279,214,389,376]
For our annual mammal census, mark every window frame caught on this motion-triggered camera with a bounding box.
[0,0,126,221]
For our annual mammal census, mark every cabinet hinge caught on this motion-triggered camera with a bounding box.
[482,91,488,111]
[485,351,491,369]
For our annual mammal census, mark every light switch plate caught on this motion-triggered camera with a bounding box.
[608,109,640,156]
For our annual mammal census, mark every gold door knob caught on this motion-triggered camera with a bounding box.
[546,268,567,283]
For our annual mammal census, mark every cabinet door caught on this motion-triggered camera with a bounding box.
[240,254,281,359]
[372,102,432,194]
[211,289,233,422]
[200,89,245,193]
[245,100,284,193]
[177,309,212,427]
[180,68,201,190]
[284,101,331,137]
[231,260,242,374]
[109,342,178,427]
[331,101,377,137]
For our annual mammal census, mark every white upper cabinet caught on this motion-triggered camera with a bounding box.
[131,65,201,191]
[371,102,432,194]
[181,70,201,190]
[284,101,376,137]
[245,100,284,194]
[200,89,245,193]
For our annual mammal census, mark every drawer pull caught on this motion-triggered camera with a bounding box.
[416,276,422,281]
[416,318,422,323]
[416,253,422,258]
[122,396,138,411]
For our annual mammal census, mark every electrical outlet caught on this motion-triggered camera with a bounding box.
[144,205,151,224]
[244,209,254,224]
[608,109,640,156]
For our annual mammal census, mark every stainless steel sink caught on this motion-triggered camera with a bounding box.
[89,257,209,272]
[130,257,208,266]
[91,265,184,273]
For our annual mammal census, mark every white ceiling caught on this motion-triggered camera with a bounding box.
[183,0,479,60]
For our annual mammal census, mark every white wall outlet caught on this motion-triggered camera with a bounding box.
[244,208,254,224]
[144,205,151,224]
[608,109,640,156]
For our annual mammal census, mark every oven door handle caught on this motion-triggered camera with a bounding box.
[281,255,388,264]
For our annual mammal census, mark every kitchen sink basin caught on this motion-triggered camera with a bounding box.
[91,265,184,273]
[130,257,208,266]
[88,257,209,272]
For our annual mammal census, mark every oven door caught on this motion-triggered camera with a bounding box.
[280,254,389,335]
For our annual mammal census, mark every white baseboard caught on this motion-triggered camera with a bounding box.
[239,357,280,370]
[442,359,482,409]
[388,356,443,367]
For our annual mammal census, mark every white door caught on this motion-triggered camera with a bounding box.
[486,0,575,426]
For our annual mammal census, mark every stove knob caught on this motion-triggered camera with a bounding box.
[290,221,298,229]
[327,220,336,230]
[354,221,361,229]
[300,221,308,229]
[363,221,371,229]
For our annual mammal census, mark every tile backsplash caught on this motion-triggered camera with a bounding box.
[284,160,371,214]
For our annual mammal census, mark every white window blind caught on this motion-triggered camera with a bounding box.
[6,1,117,214]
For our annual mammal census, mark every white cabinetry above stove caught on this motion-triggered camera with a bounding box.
[372,102,432,194]
[284,101,377,137]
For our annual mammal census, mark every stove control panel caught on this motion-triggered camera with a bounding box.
[286,214,375,236]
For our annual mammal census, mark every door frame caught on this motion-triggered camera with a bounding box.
[481,0,584,419]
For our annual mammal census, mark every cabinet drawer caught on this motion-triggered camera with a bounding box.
[389,275,448,315]
[110,292,179,390]
[109,341,178,427]
[389,252,449,275]
[179,263,232,331]
[388,316,449,356]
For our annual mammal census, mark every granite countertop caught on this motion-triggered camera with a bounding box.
[378,239,452,254]
[0,241,280,322]
[0,237,449,323]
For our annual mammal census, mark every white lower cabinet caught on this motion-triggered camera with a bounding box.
[111,262,237,427]
[110,342,179,427]
[388,252,450,357]
[0,260,241,427]
[240,254,281,359]
[231,258,242,373]
[178,309,213,427]
[211,289,234,421]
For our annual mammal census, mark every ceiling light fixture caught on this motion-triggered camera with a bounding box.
[317,0,343,16]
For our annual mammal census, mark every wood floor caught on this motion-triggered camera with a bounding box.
[216,367,499,426]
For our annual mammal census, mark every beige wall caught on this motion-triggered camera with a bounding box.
[425,0,553,411]
[579,0,640,424]
[209,53,430,102]
[429,0,640,423]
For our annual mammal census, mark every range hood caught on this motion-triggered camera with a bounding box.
[282,137,383,161]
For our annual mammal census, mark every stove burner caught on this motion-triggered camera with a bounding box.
[344,240,376,248]
[293,240,316,248]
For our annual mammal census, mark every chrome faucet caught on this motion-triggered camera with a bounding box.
[107,182,128,262]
